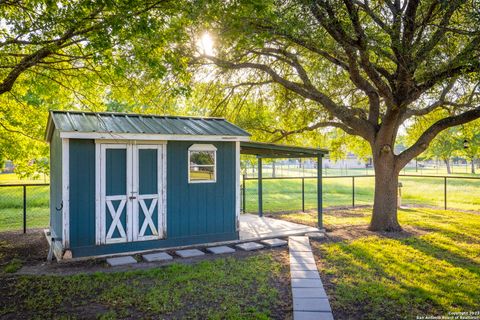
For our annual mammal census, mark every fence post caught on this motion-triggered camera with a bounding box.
[301,177,305,212]
[242,174,246,213]
[352,176,355,208]
[23,185,27,233]
[258,157,263,217]
[444,176,447,210]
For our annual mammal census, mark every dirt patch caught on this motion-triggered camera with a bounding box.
[321,224,430,243]
[270,249,293,320]
[0,229,48,267]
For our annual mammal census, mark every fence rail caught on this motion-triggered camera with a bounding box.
[0,183,49,233]
[1,174,479,233]
[241,174,480,214]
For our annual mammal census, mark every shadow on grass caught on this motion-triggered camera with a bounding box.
[314,230,480,320]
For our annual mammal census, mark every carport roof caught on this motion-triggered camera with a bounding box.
[240,141,328,158]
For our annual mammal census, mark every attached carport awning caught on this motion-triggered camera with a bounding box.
[239,141,328,230]
[240,141,328,158]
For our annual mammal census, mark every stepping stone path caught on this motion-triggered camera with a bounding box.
[106,256,137,267]
[288,236,334,320]
[236,242,264,251]
[142,252,173,262]
[175,249,205,258]
[206,246,236,254]
[260,238,288,247]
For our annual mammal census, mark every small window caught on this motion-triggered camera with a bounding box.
[188,144,217,183]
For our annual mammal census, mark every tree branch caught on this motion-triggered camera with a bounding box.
[200,54,376,141]
[397,106,480,167]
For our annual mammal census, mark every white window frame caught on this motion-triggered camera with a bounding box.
[188,144,217,184]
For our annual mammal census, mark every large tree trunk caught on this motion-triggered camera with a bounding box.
[443,158,451,174]
[471,158,476,174]
[369,145,402,232]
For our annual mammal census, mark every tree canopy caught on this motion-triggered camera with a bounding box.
[0,0,190,173]
[1,0,479,231]
[186,0,480,230]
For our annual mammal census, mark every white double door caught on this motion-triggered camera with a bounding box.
[96,143,166,245]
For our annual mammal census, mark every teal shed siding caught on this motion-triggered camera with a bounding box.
[49,129,63,239]
[67,139,238,257]
[69,139,96,248]
[167,141,237,238]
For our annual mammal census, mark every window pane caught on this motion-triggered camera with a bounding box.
[190,151,215,166]
[190,166,215,181]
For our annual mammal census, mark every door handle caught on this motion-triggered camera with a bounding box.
[130,191,138,200]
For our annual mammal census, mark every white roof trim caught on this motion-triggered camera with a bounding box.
[59,131,250,142]
[188,144,218,151]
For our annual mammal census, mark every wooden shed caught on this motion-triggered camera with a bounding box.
[45,110,250,259]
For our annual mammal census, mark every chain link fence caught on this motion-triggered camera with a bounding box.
[241,175,480,214]
[0,184,49,232]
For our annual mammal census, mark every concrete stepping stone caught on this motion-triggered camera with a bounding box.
[290,255,316,264]
[291,278,325,288]
[290,270,321,279]
[260,238,287,247]
[175,249,205,258]
[206,246,236,254]
[306,232,325,239]
[292,287,328,298]
[236,242,264,251]
[106,256,137,267]
[289,237,312,252]
[290,263,319,271]
[294,311,334,320]
[290,251,315,258]
[142,252,173,262]
[294,298,332,312]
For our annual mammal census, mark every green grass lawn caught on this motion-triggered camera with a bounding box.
[1,253,289,319]
[0,184,49,231]
[270,207,480,319]
[244,176,480,213]
[0,173,49,185]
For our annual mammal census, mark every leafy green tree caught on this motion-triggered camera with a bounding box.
[0,0,188,177]
[460,120,480,174]
[188,0,480,231]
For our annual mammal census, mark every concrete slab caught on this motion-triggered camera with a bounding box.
[306,232,326,239]
[290,263,319,271]
[293,298,332,312]
[289,251,315,259]
[260,238,288,247]
[239,214,319,240]
[292,287,328,298]
[289,236,310,244]
[175,249,205,258]
[290,255,316,264]
[106,256,137,267]
[293,311,334,320]
[291,278,324,288]
[288,237,312,252]
[142,252,173,262]
[206,246,236,254]
[236,242,264,251]
[290,270,321,279]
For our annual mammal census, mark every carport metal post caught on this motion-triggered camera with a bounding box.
[317,155,323,229]
[258,157,263,217]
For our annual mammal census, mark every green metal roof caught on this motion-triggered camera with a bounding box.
[46,110,251,141]
[240,141,328,158]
